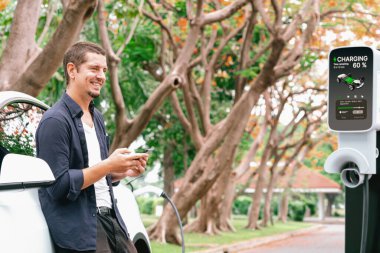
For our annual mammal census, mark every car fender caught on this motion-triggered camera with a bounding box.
[0,189,54,252]
[113,184,151,252]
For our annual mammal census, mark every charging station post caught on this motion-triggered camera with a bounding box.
[324,46,380,253]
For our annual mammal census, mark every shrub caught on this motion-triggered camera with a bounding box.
[137,196,165,215]
[233,196,252,215]
[137,197,155,215]
[271,200,279,216]
[289,200,306,221]
[304,200,316,216]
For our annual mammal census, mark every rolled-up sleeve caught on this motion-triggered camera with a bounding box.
[36,117,83,201]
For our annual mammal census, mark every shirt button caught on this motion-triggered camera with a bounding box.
[92,213,96,217]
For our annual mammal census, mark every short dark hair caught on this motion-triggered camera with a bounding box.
[63,42,106,85]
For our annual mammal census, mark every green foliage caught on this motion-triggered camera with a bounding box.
[304,199,316,216]
[142,99,196,177]
[0,131,35,157]
[0,1,17,52]
[136,196,164,215]
[300,50,319,71]
[234,132,254,165]
[232,196,252,215]
[174,1,187,18]
[137,196,155,215]
[124,30,159,63]
[38,67,66,106]
[271,199,279,216]
[288,200,306,222]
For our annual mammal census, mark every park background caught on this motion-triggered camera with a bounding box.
[0,0,379,252]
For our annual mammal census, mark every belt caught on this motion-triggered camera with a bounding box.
[97,206,114,216]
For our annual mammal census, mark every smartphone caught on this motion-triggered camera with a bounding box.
[134,147,153,154]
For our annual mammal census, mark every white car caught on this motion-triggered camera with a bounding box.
[0,91,151,253]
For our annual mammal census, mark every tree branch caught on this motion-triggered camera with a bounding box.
[202,0,248,26]
[170,92,191,132]
[254,1,274,34]
[10,0,98,96]
[116,15,140,57]
[37,1,58,46]
[97,0,127,122]
[235,5,257,103]
[0,0,42,90]
[186,0,194,20]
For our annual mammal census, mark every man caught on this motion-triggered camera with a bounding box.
[37,41,148,253]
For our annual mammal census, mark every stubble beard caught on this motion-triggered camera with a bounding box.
[88,91,100,98]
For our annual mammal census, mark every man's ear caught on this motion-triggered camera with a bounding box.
[67,62,77,79]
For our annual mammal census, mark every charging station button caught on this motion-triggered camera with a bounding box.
[353,110,364,115]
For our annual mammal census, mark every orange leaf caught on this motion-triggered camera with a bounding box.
[328,0,336,7]
[174,36,181,43]
[0,0,10,11]
[177,18,188,32]
[225,56,234,66]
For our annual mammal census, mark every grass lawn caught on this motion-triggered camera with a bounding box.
[141,215,312,253]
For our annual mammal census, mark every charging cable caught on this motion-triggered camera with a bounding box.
[133,186,185,253]
[360,174,369,253]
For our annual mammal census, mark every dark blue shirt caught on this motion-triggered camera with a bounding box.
[37,93,127,251]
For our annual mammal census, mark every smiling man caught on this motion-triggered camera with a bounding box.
[36,42,147,253]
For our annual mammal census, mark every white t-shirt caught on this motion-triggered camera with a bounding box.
[82,121,112,208]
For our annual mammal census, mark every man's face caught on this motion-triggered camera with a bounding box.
[70,52,107,99]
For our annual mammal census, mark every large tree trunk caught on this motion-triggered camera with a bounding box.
[149,86,261,243]
[163,143,175,207]
[185,166,234,234]
[4,0,98,96]
[278,145,312,222]
[218,171,236,232]
[215,116,269,232]
[261,167,280,227]
[0,0,41,89]
[246,161,269,229]
[279,190,290,223]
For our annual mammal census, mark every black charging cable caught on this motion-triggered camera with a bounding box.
[160,191,185,253]
[360,174,369,253]
[130,182,185,253]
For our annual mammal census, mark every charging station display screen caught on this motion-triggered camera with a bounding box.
[329,47,373,131]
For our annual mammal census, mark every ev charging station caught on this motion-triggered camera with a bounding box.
[325,46,380,253]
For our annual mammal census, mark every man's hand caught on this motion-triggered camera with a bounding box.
[107,148,148,182]
[82,148,149,189]
[107,148,148,173]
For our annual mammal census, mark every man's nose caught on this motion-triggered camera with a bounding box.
[96,70,106,81]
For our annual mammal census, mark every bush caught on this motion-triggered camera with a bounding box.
[289,200,306,221]
[136,196,165,215]
[233,196,252,215]
[137,197,155,215]
[304,200,316,216]
[271,200,279,216]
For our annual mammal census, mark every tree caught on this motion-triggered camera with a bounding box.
[0,0,98,96]
[147,0,320,243]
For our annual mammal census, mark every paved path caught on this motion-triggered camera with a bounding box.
[239,224,344,253]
